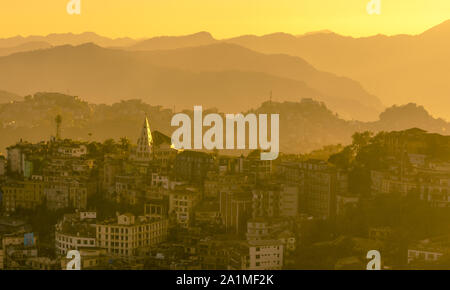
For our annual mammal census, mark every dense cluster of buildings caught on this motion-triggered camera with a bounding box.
[2,121,450,269]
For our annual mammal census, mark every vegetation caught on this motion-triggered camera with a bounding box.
[2,93,449,156]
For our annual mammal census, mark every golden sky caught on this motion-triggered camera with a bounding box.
[0,0,449,38]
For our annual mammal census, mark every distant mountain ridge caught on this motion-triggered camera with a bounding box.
[128,31,216,51]
[1,19,450,118]
[223,20,450,120]
[0,42,383,121]
[0,32,138,49]
[0,41,52,57]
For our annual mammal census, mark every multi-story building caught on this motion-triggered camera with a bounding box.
[229,240,284,270]
[242,152,273,181]
[280,160,347,219]
[220,187,252,235]
[0,155,6,176]
[252,185,280,218]
[194,201,221,226]
[407,235,450,265]
[279,185,299,217]
[44,178,94,210]
[1,180,45,212]
[7,143,27,175]
[371,168,450,207]
[152,130,177,168]
[169,186,200,228]
[96,214,168,257]
[197,239,233,270]
[144,193,169,220]
[174,151,215,183]
[204,173,254,199]
[60,248,108,270]
[246,218,295,252]
[2,231,38,269]
[102,156,124,192]
[246,218,272,241]
[56,143,87,158]
[114,175,145,205]
[55,212,97,256]
[252,184,299,219]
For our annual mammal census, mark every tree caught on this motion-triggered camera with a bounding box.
[328,146,353,169]
[351,131,373,153]
[119,137,131,152]
[102,139,117,154]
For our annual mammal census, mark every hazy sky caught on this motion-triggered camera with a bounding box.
[0,0,449,38]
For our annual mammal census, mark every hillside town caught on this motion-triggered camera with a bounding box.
[1,116,450,270]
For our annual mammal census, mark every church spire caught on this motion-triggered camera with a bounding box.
[135,116,153,160]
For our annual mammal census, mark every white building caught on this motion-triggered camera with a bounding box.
[57,144,87,157]
[231,240,284,270]
[55,215,97,255]
[246,218,272,241]
[6,146,25,174]
[248,240,284,270]
[408,248,444,264]
[407,236,450,264]
[80,211,97,220]
[96,214,168,257]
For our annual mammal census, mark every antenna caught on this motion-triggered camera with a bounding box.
[55,115,62,140]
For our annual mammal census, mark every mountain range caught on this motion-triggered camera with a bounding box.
[224,21,450,119]
[0,20,449,119]
[0,42,382,120]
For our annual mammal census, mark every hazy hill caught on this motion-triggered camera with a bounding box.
[137,43,383,119]
[224,20,450,119]
[128,32,217,51]
[0,32,137,48]
[2,21,450,119]
[364,103,450,134]
[0,92,448,155]
[0,43,382,120]
[0,41,52,57]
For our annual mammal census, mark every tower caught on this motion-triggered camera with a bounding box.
[55,115,62,140]
[135,116,153,161]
